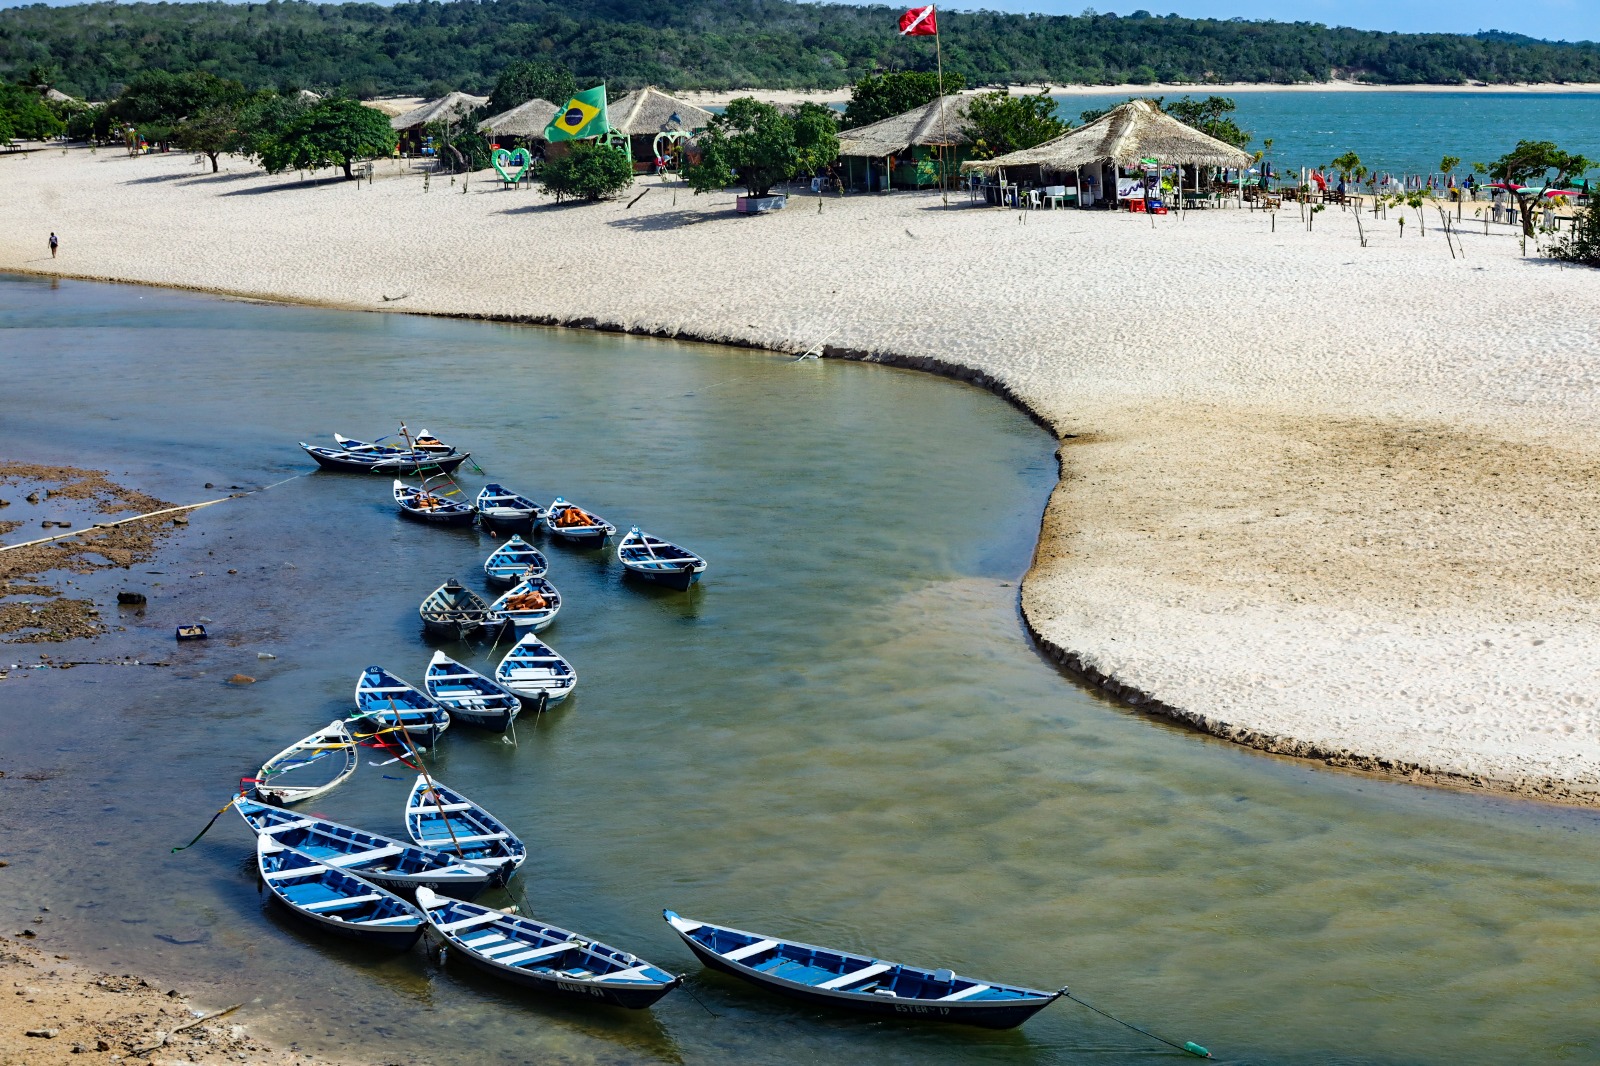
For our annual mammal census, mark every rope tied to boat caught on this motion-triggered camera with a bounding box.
[1062,990,1210,1058]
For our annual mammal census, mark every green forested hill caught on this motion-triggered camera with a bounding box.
[3,0,1599,101]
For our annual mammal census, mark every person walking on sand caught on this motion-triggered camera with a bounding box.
[48,232,58,258]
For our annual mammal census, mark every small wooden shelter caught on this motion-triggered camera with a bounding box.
[477,97,560,149]
[837,94,973,192]
[389,92,488,152]
[961,98,1249,207]
[604,86,714,170]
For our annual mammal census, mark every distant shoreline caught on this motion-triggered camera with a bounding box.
[677,80,1600,106]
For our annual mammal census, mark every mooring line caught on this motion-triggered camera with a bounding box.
[0,472,308,554]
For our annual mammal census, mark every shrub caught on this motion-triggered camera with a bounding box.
[1550,203,1600,266]
[538,140,634,202]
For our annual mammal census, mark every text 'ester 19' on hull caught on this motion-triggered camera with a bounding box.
[257,835,426,951]
[418,888,680,1009]
[662,911,1062,1029]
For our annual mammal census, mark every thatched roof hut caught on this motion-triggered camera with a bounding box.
[605,86,713,136]
[389,92,488,132]
[837,95,973,159]
[477,97,560,141]
[961,99,1249,175]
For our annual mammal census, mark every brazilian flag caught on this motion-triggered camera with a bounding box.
[545,86,609,142]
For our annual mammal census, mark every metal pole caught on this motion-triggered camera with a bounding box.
[934,9,949,207]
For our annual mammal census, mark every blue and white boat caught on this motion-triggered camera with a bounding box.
[494,633,576,704]
[354,665,452,749]
[394,478,476,526]
[300,443,470,476]
[475,484,543,531]
[489,576,562,631]
[257,835,426,950]
[418,888,680,1009]
[616,527,707,591]
[234,796,508,900]
[424,651,521,732]
[253,720,357,806]
[483,535,548,585]
[543,498,617,547]
[419,578,500,640]
[662,911,1063,1029]
[404,776,526,871]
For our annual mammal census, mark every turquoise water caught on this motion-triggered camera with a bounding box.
[1055,90,1600,177]
[2,274,1599,1065]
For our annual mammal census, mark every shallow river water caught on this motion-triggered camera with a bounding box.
[0,273,1597,1065]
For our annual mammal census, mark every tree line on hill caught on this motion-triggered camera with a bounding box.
[2,0,1599,103]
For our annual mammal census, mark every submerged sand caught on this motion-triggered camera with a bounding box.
[4,148,1600,799]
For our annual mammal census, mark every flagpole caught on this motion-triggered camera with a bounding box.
[934,7,949,207]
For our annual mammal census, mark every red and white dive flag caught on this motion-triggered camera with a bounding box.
[899,5,938,35]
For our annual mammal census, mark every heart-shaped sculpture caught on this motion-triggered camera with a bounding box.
[492,147,532,184]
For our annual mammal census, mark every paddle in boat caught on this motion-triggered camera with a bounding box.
[335,430,454,457]
[419,578,500,640]
[423,651,521,732]
[489,575,562,631]
[475,484,543,531]
[256,835,426,950]
[483,535,548,586]
[662,911,1064,1029]
[404,776,526,871]
[300,442,470,476]
[543,498,617,547]
[417,887,680,1008]
[393,478,476,526]
[234,796,509,900]
[494,632,577,704]
[354,665,452,749]
[616,527,707,591]
[253,720,357,806]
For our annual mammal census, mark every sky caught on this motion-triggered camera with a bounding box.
[0,0,1595,43]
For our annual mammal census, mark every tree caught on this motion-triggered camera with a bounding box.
[487,60,577,115]
[1549,201,1600,267]
[962,90,1066,160]
[174,105,244,172]
[685,97,838,199]
[1491,140,1591,237]
[0,80,65,141]
[108,70,245,147]
[537,139,634,202]
[1163,96,1250,149]
[258,97,396,179]
[1330,151,1362,181]
[236,90,312,162]
[842,70,965,130]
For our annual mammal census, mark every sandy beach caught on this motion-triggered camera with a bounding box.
[4,147,1600,801]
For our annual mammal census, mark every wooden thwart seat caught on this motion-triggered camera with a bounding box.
[938,983,992,1002]
[326,845,402,867]
[818,963,893,990]
[304,893,382,912]
[436,911,502,934]
[723,938,779,963]
[495,941,583,966]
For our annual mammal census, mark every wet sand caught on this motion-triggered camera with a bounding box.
[4,147,1600,800]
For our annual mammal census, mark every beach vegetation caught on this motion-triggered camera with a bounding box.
[842,71,965,130]
[1549,202,1600,267]
[963,90,1067,160]
[256,96,397,180]
[1490,140,1593,237]
[0,80,65,141]
[235,90,314,162]
[487,60,578,116]
[5,4,1600,101]
[685,98,839,199]
[426,115,491,173]
[537,139,635,203]
[107,70,247,149]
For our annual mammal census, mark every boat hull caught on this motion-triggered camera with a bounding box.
[481,508,536,531]
[621,563,704,592]
[308,447,470,476]
[400,505,477,526]
[677,939,1056,1030]
[547,527,609,547]
[450,948,677,1009]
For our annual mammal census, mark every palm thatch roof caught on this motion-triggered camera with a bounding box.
[605,87,714,135]
[477,97,560,139]
[43,88,77,104]
[389,92,488,131]
[838,95,973,158]
[961,99,1250,175]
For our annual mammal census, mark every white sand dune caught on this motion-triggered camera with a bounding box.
[6,147,1600,799]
